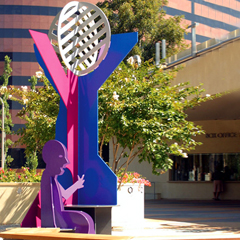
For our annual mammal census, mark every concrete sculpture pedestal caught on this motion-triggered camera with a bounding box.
[112,184,144,227]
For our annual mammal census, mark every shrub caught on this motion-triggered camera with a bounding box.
[117,170,151,187]
[0,167,43,182]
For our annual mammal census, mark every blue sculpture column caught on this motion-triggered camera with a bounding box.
[78,33,138,205]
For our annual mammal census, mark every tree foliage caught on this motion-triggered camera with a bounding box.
[98,61,217,179]
[6,72,59,169]
[97,0,188,60]
[2,1,212,178]
[0,56,14,167]
[5,62,217,178]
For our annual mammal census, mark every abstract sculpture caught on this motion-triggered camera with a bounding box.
[21,1,137,229]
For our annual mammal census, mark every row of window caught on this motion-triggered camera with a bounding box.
[170,153,240,181]
[0,29,48,38]
[0,52,37,62]
[164,6,239,32]
[7,148,46,168]
[8,76,44,86]
[0,5,61,16]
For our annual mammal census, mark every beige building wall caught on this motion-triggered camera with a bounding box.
[191,120,240,154]
[110,120,240,200]
[110,130,240,200]
[172,39,240,95]
[110,35,240,199]
[165,119,240,199]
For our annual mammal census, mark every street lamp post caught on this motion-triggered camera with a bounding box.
[0,97,5,169]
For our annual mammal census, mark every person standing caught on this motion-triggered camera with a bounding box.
[212,165,224,201]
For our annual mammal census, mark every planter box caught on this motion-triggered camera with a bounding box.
[112,183,144,227]
[0,182,145,226]
[0,182,40,224]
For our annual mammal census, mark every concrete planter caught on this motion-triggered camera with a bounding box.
[112,183,144,227]
[0,182,146,226]
[0,182,40,224]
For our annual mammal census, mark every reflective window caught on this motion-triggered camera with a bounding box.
[0,28,48,38]
[8,148,46,168]
[170,153,240,181]
[0,5,61,16]
[10,76,44,86]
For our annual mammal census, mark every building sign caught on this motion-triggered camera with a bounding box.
[206,132,239,138]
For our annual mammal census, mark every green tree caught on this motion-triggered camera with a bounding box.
[0,56,14,168]
[98,61,218,186]
[7,71,59,169]
[5,63,217,182]
[97,0,188,60]
[24,75,39,169]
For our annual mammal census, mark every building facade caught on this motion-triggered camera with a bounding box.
[123,29,240,200]
[165,0,240,44]
[0,0,68,167]
[1,0,240,185]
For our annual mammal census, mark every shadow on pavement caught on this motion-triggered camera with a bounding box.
[145,199,240,234]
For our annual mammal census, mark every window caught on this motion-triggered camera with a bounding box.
[7,148,46,169]
[170,153,240,181]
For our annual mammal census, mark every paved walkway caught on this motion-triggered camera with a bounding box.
[1,200,240,239]
[112,199,240,239]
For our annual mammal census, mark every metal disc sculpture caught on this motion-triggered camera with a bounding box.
[48,1,111,76]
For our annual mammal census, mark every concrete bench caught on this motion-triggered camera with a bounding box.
[0,228,133,240]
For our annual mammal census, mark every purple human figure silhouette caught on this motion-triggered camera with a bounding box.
[41,140,95,234]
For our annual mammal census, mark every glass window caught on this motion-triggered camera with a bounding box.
[223,153,240,180]
[170,153,240,181]
[8,148,46,169]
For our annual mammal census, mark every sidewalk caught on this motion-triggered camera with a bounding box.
[112,199,240,239]
[1,200,240,239]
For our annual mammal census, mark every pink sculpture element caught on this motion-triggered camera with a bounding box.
[21,191,41,227]
[66,70,79,204]
[29,31,69,106]
[30,30,79,204]
[41,140,95,234]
